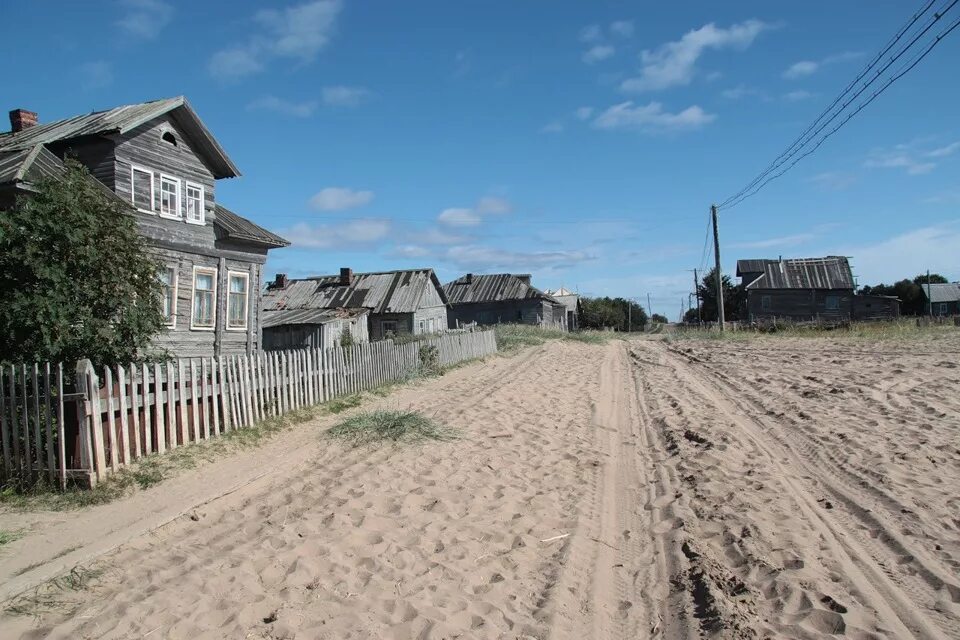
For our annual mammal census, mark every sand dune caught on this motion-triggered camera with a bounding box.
[2,334,959,639]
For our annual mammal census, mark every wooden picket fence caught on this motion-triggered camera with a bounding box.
[0,330,497,488]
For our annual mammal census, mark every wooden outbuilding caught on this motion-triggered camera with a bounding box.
[443,273,569,328]
[918,282,960,316]
[262,308,370,351]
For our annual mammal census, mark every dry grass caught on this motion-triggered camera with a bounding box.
[493,324,610,351]
[666,319,955,343]
[5,565,103,618]
[327,410,459,447]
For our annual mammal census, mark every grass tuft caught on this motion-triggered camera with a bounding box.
[493,324,612,351]
[0,529,24,547]
[327,410,458,447]
[5,565,104,618]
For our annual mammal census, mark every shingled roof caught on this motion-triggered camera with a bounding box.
[443,273,560,305]
[214,204,290,248]
[736,257,855,290]
[263,269,449,315]
[0,145,67,189]
[0,96,239,179]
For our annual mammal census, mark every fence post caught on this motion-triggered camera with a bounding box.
[75,359,101,486]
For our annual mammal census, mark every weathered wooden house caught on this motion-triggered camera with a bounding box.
[544,287,581,330]
[919,282,960,316]
[262,307,370,351]
[737,256,899,322]
[262,268,450,342]
[443,273,568,328]
[0,97,289,356]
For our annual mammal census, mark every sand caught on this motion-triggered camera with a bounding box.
[1,333,959,639]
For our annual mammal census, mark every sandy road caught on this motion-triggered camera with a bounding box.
[3,336,959,639]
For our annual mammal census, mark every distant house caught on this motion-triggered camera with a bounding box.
[444,273,569,328]
[261,268,450,343]
[0,97,289,357]
[544,287,581,330]
[262,307,370,351]
[918,282,960,316]
[736,256,899,322]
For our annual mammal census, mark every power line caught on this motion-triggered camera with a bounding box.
[718,0,958,210]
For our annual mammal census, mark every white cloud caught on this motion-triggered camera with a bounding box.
[476,196,512,215]
[116,0,173,39]
[416,228,471,245]
[322,85,372,107]
[309,187,375,211]
[390,244,432,259]
[247,95,318,117]
[580,24,602,43]
[927,141,960,158]
[783,60,818,79]
[721,84,763,100]
[443,245,594,271]
[866,138,960,176]
[730,233,815,249]
[808,171,858,191]
[620,20,769,92]
[610,20,634,38]
[540,120,565,134]
[79,61,113,89]
[286,219,390,249]
[592,101,716,133]
[574,106,594,120]
[923,191,960,205]
[783,90,814,101]
[582,44,615,64]
[834,223,960,283]
[208,0,341,80]
[438,208,481,227]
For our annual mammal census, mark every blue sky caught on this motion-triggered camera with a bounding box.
[7,1,959,318]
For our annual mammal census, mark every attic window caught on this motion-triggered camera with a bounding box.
[161,130,178,147]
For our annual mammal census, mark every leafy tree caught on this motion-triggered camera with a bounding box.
[651,313,669,324]
[579,297,647,331]
[860,273,949,316]
[696,267,746,322]
[0,161,167,366]
[912,273,947,286]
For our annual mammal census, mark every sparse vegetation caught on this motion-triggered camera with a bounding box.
[327,410,458,447]
[666,319,954,343]
[494,324,611,351]
[0,529,24,547]
[5,565,103,618]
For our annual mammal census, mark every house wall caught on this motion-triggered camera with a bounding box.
[51,137,116,190]
[263,317,369,351]
[746,288,854,322]
[448,300,552,327]
[852,295,900,320]
[930,300,959,316]
[370,313,414,340]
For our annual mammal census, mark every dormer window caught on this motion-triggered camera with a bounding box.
[161,130,178,147]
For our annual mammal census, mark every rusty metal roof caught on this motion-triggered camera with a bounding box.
[443,273,560,305]
[263,269,448,315]
[0,96,240,179]
[922,282,960,303]
[738,257,855,290]
[214,204,289,248]
[263,307,368,328]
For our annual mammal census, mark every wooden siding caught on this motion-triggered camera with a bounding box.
[746,289,853,322]
[50,137,116,191]
[852,295,900,320]
[263,316,370,351]
[448,299,554,327]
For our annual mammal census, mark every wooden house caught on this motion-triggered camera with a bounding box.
[544,287,581,330]
[919,283,960,316]
[0,98,289,357]
[262,307,370,351]
[443,273,569,328]
[262,268,450,342]
[737,256,899,322]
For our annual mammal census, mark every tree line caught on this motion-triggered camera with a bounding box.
[579,297,648,331]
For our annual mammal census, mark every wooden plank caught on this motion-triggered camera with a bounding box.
[229,357,242,429]
[223,357,234,431]
[153,363,166,455]
[19,366,33,482]
[86,365,105,482]
[0,367,10,481]
[166,362,177,449]
[210,357,220,436]
[104,366,118,472]
[56,364,66,489]
[273,352,283,415]
[142,363,153,455]
[254,352,264,422]
[117,366,130,466]
[201,358,211,439]
[43,363,55,483]
[177,359,188,444]
[128,364,141,460]
[237,356,249,426]
[190,359,200,441]
[30,364,42,481]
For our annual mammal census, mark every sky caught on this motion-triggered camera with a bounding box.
[6,0,959,319]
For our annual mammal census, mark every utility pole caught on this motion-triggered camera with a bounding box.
[693,268,701,323]
[647,293,652,318]
[927,270,933,317]
[628,300,632,332]
[711,204,725,331]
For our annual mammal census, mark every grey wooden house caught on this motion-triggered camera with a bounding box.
[443,273,568,328]
[544,287,581,330]
[0,97,289,357]
[737,256,899,322]
[262,268,450,342]
[919,283,960,316]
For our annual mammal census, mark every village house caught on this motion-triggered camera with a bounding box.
[443,273,569,329]
[261,268,450,344]
[918,282,960,316]
[0,97,289,357]
[543,287,581,330]
[736,256,899,322]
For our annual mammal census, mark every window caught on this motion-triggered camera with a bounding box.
[185,182,204,224]
[761,295,772,311]
[381,320,398,336]
[131,165,154,212]
[418,320,425,334]
[826,295,840,311]
[939,303,949,316]
[191,267,217,330]
[160,266,177,326]
[159,175,181,218]
[161,130,177,146]
[227,271,249,330]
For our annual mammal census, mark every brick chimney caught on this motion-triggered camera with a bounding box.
[273,273,288,289]
[339,267,353,286]
[9,109,38,133]
[465,273,473,284]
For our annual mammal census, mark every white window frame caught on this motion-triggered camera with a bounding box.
[160,265,178,328]
[184,181,205,225]
[159,174,181,219]
[190,266,218,331]
[130,164,155,214]
[226,270,250,331]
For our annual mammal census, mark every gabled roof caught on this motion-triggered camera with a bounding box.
[920,282,960,303]
[443,273,561,305]
[214,204,290,248]
[263,269,449,315]
[0,97,240,179]
[737,256,855,290]
[0,145,68,188]
[262,307,368,329]
[544,287,575,297]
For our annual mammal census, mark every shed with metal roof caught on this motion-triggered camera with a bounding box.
[443,273,570,329]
